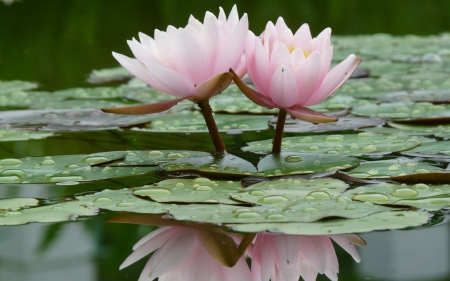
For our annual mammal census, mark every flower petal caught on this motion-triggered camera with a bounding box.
[287,106,338,123]
[133,226,172,250]
[295,51,322,104]
[101,97,187,115]
[128,39,160,64]
[224,256,252,281]
[227,4,239,29]
[304,55,362,105]
[274,234,302,267]
[293,23,312,48]
[269,65,298,108]
[275,17,289,35]
[300,236,327,274]
[213,13,248,74]
[112,52,153,86]
[143,61,195,97]
[247,36,271,96]
[192,72,233,100]
[188,15,203,31]
[270,42,292,73]
[331,235,362,262]
[147,228,198,279]
[197,230,240,267]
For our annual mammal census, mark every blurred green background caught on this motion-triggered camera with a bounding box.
[1,0,450,91]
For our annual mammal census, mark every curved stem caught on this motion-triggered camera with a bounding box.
[197,99,227,155]
[272,109,287,154]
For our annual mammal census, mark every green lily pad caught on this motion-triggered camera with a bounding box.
[133,178,244,205]
[277,116,386,133]
[0,130,53,141]
[31,98,134,110]
[243,133,423,156]
[0,91,59,109]
[137,111,271,132]
[87,66,132,84]
[0,198,39,211]
[352,102,450,121]
[0,80,39,94]
[76,189,168,214]
[385,122,450,137]
[308,95,372,112]
[335,78,405,99]
[377,90,450,103]
[0,200,98,225]
[108,150,210,166]
[401,141,450,157]
[0,109,154,130]
[0,151,157,184]
[342,182,450,211]
[228,210,429,235]
[256,152,359,176]
[346,157,444,179]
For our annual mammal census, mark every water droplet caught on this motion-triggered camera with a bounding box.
[257,195,289,204]
[203,199,219,203]
[345,205,357,210]
[249,191,266,197]
[1,169,26,177]
[367,169,379,176]
[413,183,429,189]
[388,164,400,171]
[83,156,109,164]
[94,197,112,203]
[193,177,212,183]
[232,208,252,214]
[52,206,63,210]
[238,124,249,129]
[0,176,21,183]
[353,193,390,202]
[362,145,377,152]
[234,211,261,219]
[326,150,340,155]
[303,207,319,212]
[307,191,331,199]
[266,214,286,220]
[224,166,239,172]
[391,188,419,197]
[101,166,112,173]
[67,164,80,169]
[116,202,135,207]
[308,146,319,151]
[284,155,303,163]
[175,182,184,188]
[48,176,85,183]
[0,158,22,165]
[357,132,373,138]
[166,153,184,159]
[134,188,172,196]
[163,164,182,170]
[148,151,163,156]
[405,162,418,167]
[325,135,344,142]
[194,185,213,191]
[414,169,430,174]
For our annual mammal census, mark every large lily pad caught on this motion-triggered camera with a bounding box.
[228,210,429,235]
[0,130,53,141]
[138,111,271,132]
[0,151,156,184]
[352,102,450,121]
[243,133,424,156]
[256,152,359,176]
[346,157,444,179]
[0,198,39,211]
[0,80,38,94]
[87,66,132,84]
[342,182,450,211]
[277,116,386,133]
[377,90,450,103]
[401,141,450,157]
[0,200,98,225]
[0,109,154,130]
[308,95,372,112]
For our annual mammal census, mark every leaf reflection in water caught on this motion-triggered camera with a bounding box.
[109,214,365,281]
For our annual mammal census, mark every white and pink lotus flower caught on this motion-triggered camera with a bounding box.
[120,226,364,281]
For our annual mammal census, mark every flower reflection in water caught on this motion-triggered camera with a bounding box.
[113,215,365,281]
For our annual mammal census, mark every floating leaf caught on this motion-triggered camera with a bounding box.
[110,150,210,166]
[0,198,38,211]
[243,133,424,156]
[342,182,450,211]
[256,152,359,176]
[277,116,386,133]
[0,129,53,141]
[308,95,372,112]
[346,157,444,179]
[0,200,98,225]
[133,178,244,205]
[0,91,59,109]
[401,141,450,157]
[377,90,450,103]
[138,111,271,132]
[76,189,168,214]
[228,210,429,235]
[87,66,132,83]
[352,102,450,121]
[0,80,38,94]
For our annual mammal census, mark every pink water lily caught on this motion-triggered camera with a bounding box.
[120,226,251,281]
[250,233,365,281]
[102,5,248,115]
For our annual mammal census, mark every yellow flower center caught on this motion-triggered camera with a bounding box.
[287,46,310,58]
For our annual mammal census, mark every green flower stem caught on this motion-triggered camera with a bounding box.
[198,99,227,155]
[272,109,287,154]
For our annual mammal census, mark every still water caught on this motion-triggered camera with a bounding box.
[2,1,450,280]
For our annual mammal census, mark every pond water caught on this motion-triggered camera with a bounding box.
[2,1,450,281]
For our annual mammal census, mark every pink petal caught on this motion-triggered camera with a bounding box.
[269,65,299,108]
[322,237,339,272]
[188,15,203,31]
[233,54,247,78]
[154,29,177,69]
[230,69,277,108]
[247,37,271,97]
[147,228,199,279]
[112,52,153,86]
[279,29,294,46]
[127,39,160,64]
[295,51,322,104]
[331,235,361,262]
[183,247,222,281]
[293,24,312,48]
[316,28,332,52]
[259,234,277,281]
[225,256,252,281]
[174,28,212,85]
[120,227,181,270]
[275,17,289,35]
[286,106,338,123]
[143,61,195,97]
[192,72,233,100]
[202,12,220,69]
[138,32,155,50]
[304,55,362,105]
[227,5,239,29]
[102,97,187,115]
[317,45,334,87]
[133,226,172,250]
[217,6,226,22]
[299,236,327,274]
[263,21,278,56]
[274,234,302,267]
[213,13,248,74]
[324,267,338,281]
[290,48,306,73]
[270,42,292,73]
